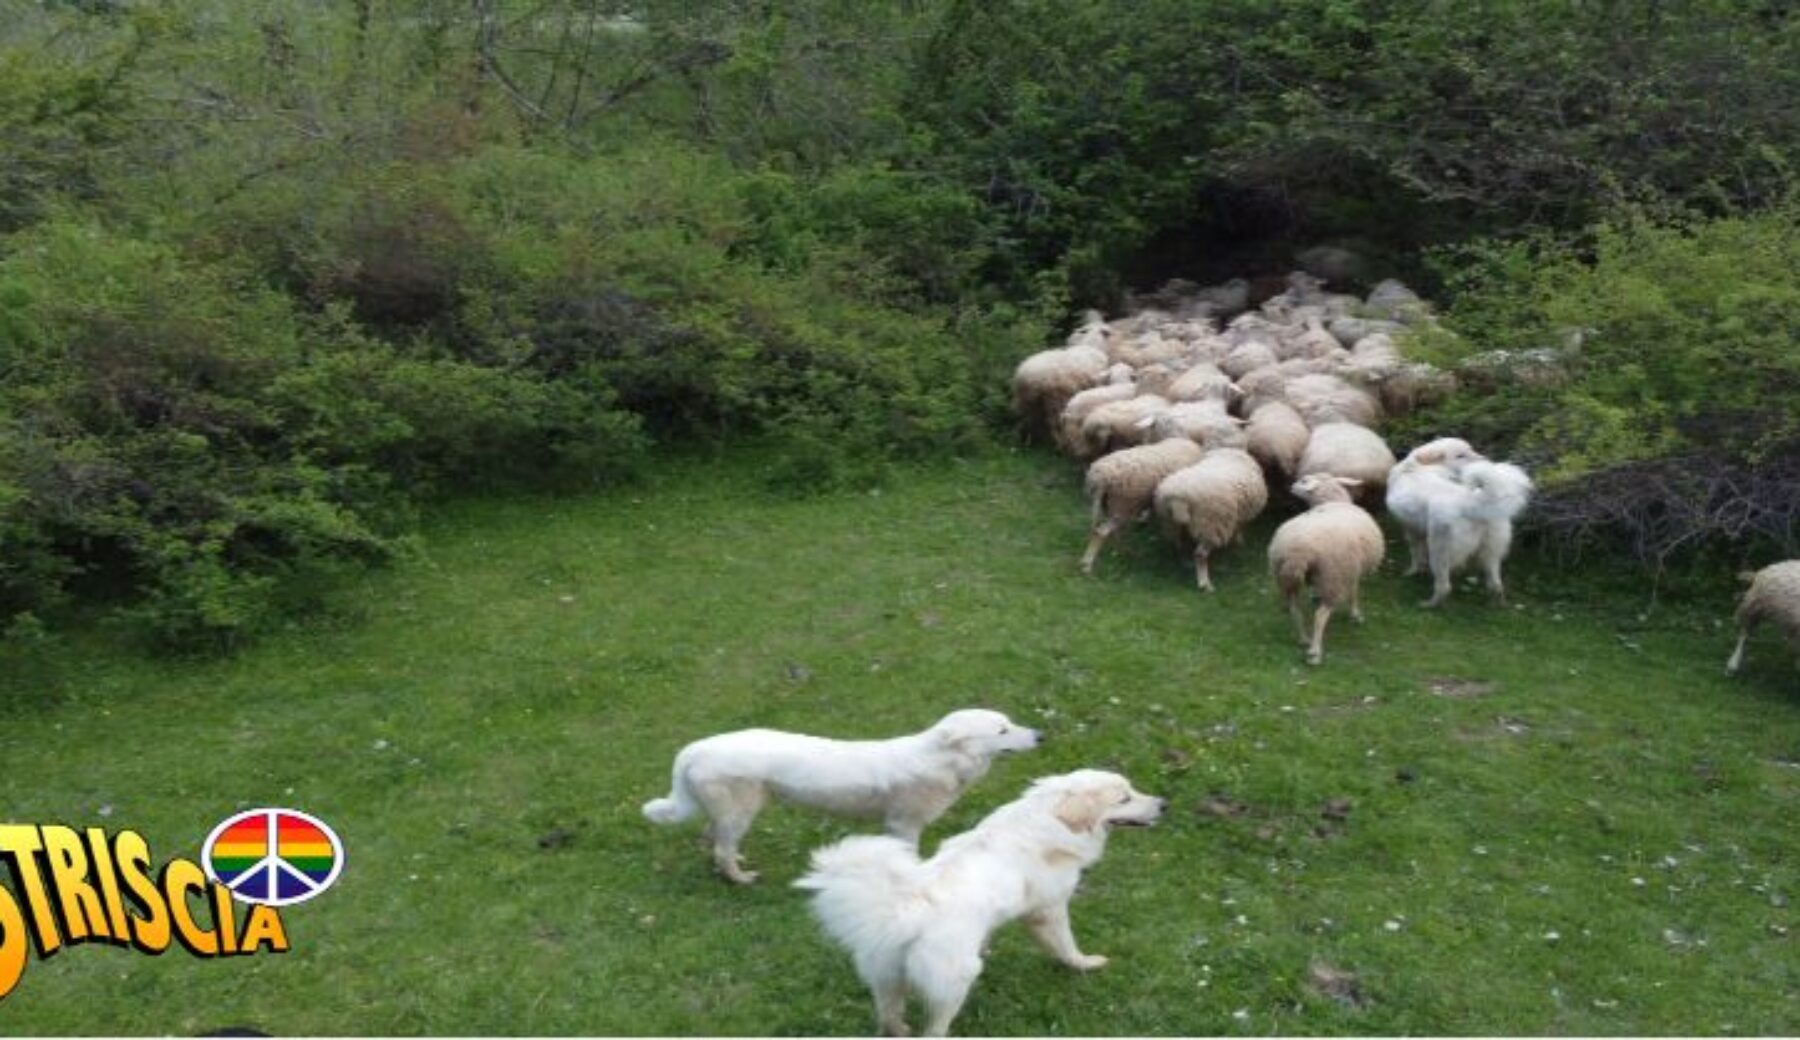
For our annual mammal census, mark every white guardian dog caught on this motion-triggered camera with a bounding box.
[1387,437,1533,606]
[643,709,1040,884]
[795,769,1165,1037]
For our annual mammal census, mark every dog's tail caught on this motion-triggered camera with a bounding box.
[1461,461,1534,522]
[793,835,930,954]
[642,748,701,825]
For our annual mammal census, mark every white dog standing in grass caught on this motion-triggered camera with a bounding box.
[1387,438,1534,607]
[643,709,1040,884]
[795,769,1165,1037]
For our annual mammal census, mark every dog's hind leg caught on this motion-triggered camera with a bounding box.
[1424,536,1456,608]
[1479,528,1511,603]
[696,781,765,884]
[1025,904,1108,971]
[856,950,914,1029]
[1403,529,1427,576]
[910,939,983,1038]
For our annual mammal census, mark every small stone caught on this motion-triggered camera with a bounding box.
[1383,919,1402,932]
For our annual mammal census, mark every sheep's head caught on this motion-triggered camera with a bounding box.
[1291,473,1361,505]
[1133,412,1188,444]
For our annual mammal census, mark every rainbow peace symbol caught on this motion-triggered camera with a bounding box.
[201,808,344,907]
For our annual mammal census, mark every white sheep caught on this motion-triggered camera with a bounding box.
[1109,333,1193,369]
[1220,338,1279,380]
[1164,361,1238,404]
[1153,448,1268,591]
[1161,399,1248,450]
[1327,316,1405,349]
[1268,473,1386,665]
[1079,416,1206,575]
[1284,373,1383,428]
[1013,339,1110,436]
[1274,316,1344,362]
[1372,362,1458,417]
[1245,400,1309,478]
[1366,279,1432,323]
[1054,365,1137,455]
[1076,394,1173,458]
[1297,422,1398,497]
[1725,561,1800,676]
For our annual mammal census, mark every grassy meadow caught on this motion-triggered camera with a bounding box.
[3,447,1799,1035]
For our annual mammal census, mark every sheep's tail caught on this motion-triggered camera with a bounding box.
[1462,461,1533,521]
[642,748,701,825]
[793,836,930,956]
[1272,550,1314,598]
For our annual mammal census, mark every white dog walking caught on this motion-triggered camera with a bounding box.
[795,769,1164,1037]
[643,709,1040,883]
[1388,438,1533,606]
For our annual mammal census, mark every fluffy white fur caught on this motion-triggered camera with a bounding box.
[644,709,1040,884]
[1388,453,1534,607]
[1385,437,1486,576]
[795,770,1165,1037]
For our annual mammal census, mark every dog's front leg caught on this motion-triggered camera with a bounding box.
[1024,904,1107,971]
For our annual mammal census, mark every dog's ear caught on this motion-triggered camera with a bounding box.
[1053,789,1108,834]
[1416,447,1443,465]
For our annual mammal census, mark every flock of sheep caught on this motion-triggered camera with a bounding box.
[1012,271,1533,664]
[1014,271,1800,674]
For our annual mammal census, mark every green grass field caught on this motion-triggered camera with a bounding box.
[4,448,1799,1035]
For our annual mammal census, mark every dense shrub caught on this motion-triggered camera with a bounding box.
[0,219,644,647]
[1408,205,1800,562]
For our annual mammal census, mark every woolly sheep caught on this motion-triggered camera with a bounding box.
[1109,333,1193,369]
[1193,278,1250,317]
[1013,340,1109,436]
[1268,473,1385,665]
[1165,361,1238,404]
[1235,357,1348,415]
[1298,422,1397,497]
[1366,279,1432,323]
[1153,448,1268,591]
[1079,417,1207,575]
[1725,561,1800,676]
[1162,399,1249,451]
[1220,339,1279,380]
[1284,373,1383,428]
[1327,316,1405,349]
[1245,400,1309,478]
[1373,362,1458,417]
[1274,316,1344,362]
[1076,394,1172,458]
[1055,366,1137,455]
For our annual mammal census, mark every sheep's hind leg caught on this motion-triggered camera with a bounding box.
[1285,591,1310,646]
[1305,604,1333,666]
[1080,518,1119,576]
[1193,546,1214,592]
[1725,629,1751,676]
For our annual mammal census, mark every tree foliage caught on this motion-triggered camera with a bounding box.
[1,0,1796,645]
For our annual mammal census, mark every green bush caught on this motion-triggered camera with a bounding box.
[1411,205,1800,560]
